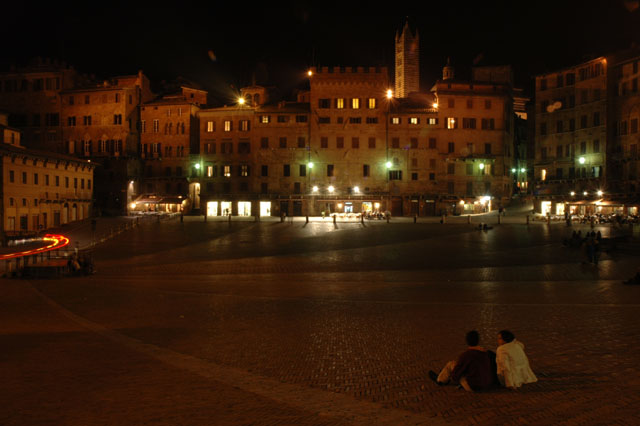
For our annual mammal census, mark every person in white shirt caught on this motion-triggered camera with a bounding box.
[496,330,538,389]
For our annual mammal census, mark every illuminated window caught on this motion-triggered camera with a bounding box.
[391,117,400,124]
[368,98,376,109]
[223,165,231,177]
[153,119,159,133]
[352,98,360,109]
[336,98,345,109]
[409,117,419,125]
[447,117,457,129]
[240,120,250,131]
[261,115,270,123]
[224,120,232,132]
[428,118,437,125]
[207,166,213,177]
[541,169,547,181]
[207,121,214,132]
[241,165,249,177]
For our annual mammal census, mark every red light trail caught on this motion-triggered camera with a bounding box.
[0,234,70,260]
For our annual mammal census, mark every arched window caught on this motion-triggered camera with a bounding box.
[253,93,260,105]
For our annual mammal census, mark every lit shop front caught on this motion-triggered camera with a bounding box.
[205,200,273,217]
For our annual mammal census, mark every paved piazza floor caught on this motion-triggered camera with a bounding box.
[2,218,640,425]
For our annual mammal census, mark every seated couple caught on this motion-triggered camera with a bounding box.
[428,330,537,391]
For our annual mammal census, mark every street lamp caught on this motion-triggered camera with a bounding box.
[238,97,245,106]
[328,185,335,193]
[597,190,603,196]
[579,156,586,164]
[353,186,360,193]
[570,191,576,196]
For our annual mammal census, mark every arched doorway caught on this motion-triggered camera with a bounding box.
[72,203,78,221]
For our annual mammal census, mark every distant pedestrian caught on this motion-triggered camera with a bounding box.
[496,330,537,389]
[428,330,493,392]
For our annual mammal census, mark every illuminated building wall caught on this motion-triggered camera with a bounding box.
[139,86,204,198]
[533,57,608,197]
[1,128,94,240]
[395,22,419,98]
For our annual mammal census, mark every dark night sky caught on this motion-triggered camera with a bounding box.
[3,0,640,102]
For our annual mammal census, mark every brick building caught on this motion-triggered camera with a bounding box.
[0,58,83,152]
[133,86,206,213]
[190,62,516,218]
[395,21,419,98]
[60,71,154,214]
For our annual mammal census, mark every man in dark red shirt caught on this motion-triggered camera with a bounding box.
[428,330,493,392]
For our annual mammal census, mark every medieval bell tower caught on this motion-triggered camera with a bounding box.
[394,21,419,98]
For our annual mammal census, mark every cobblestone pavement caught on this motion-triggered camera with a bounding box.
[2,219,640,425]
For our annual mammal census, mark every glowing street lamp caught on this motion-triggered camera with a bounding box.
[511,168,517,173]
[579,156,586,164]
[583,191,588,196]
[328,185,335,193]
[307,70,313,77]
[432,102,439,109]
[238,97,245,105]
[520,168,526,173]
[194,163,201,169]
[385,161,392,169]
[353,186,360,193]
[570,191,576,196]
[597,190,603,196]
[307,162,314,169]
[312,186,318,192]
[479,163,485,170]
[386,89,393,99]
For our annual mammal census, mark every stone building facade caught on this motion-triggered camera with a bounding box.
[533,52,640,216]
[534,57,607,211]
[0,112,94,243]
[609,51,640,196]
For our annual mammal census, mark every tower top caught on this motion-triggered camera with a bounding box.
[443,58,455,80]
[396,18,418,41]
[395,19,420,98]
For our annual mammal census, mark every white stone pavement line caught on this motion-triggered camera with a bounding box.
[27,282,444,426]
[67,277,640,308]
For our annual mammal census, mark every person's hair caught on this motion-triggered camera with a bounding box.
[465,330,480,346]
[498,330,515,343]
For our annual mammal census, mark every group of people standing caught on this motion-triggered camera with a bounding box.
[563,230,602,264]
[428,330,537,392]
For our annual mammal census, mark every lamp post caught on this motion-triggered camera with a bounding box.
[385,90,393,213]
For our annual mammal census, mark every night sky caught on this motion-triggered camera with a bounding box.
[3,0,639,102]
